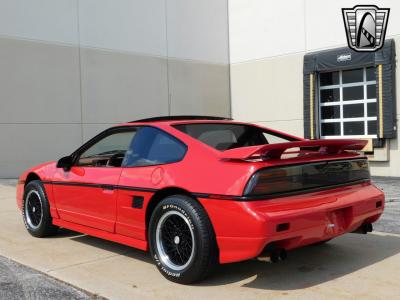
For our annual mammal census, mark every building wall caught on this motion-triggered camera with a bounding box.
[0,0,230,178]
[229,0,400,176]
[2,0,399,177]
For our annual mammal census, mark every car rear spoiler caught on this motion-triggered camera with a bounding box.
[220,139,368,160]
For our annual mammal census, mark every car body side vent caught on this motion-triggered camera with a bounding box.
[132,196,144,209]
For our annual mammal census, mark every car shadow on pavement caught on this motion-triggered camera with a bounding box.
[65,234,153,264]
[199,233,400,290]
[48,230,400,290]
[50,228,83,239]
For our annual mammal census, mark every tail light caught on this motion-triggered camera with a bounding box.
[243,159,370,197]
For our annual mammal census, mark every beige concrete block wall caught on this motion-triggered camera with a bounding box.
[0,124,82,177]
[0,0,231,178]
[0,37,83,176]
[230,53,304,137]
[80,48,170,124]
[0,38,82,124]
[168,59,231,116]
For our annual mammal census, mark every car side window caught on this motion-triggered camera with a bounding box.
[262,132,291,144]
[122,127,186,167]
[77,130,136,167]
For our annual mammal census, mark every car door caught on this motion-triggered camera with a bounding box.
[115,126,187,240]
[52,128,137,232]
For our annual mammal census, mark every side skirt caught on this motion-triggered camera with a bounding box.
[52,218,148,251]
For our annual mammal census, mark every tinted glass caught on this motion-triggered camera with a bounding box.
[321,106,340,119]
[367,102,377,117]
[173,123,294,150]
[123,127,186,167]
[367,84,376,99]
[78,131,136,167]
[344,121,364,135]
[366,67,376,81]
[342,68,363,83]
[320,72,339,86]
[343,86,363,101]
[320,89,340,103]
[368,121,377,135]
[321,123,340,136]
[343,104,364,118]
[245,159,370,196]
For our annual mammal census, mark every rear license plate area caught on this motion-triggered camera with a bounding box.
[325,207,353,235]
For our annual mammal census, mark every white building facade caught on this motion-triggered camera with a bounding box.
[0,0,399,177]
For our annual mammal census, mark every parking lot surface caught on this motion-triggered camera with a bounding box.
[0,255,103,300]
[372,177,400,234]
[0,178,399,299]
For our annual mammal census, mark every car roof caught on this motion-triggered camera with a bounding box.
[130,115,232,123]
[113,116,303,142]
[114,115,234,127]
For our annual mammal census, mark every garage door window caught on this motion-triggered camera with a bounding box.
[319,67,377,138]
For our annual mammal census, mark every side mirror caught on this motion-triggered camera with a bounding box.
[56,156,73,171]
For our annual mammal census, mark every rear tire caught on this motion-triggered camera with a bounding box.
[148,195,218,284]
[22,180,59,237]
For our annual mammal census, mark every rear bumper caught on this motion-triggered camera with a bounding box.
[200,181,384,264]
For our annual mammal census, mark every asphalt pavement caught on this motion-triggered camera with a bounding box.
[0,256,102,300]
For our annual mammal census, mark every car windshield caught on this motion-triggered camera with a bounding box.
[173,123,296,151]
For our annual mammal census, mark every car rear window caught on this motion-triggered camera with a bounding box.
[173,123,295,151]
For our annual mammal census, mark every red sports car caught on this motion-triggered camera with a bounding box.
[17,116,384,283]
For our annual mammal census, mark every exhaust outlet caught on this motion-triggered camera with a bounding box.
[270,249,287,263]
[257,244,288,263]
[353,223,373,234]
[279,249,287,261]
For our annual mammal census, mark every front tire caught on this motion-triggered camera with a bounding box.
[148,195,218,284]
[22,180,59,237]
